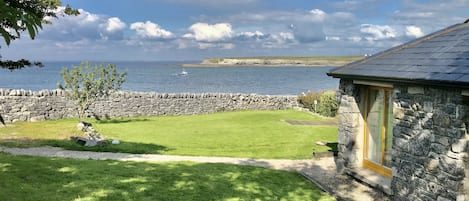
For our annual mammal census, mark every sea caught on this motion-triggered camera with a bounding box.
[0,61,339,95]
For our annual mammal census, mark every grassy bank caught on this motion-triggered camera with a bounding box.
[205,56,364,63]
[0,153,334,201]
[0,110,337,159]
[180,56,364,67]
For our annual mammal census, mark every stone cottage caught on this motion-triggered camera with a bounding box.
[328,20,468,200]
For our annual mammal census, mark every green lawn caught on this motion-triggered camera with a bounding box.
[0,153,335,201]
[0,110,337,159]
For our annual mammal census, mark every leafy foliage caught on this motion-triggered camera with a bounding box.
[317,91,338,117]
[0,0,79,70]
[58,62,127,120]
[298,90,339,117]
[297,91,322,112]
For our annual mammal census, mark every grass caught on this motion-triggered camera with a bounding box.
[0,153,335,201]
[0,110,337,159]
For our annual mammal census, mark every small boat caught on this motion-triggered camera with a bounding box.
[178,69,188,76]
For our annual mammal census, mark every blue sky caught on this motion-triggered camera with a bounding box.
[1,0,468,61]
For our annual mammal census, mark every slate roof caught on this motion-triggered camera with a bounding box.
[328,20,469,88]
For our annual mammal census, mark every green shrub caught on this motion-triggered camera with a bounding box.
[297,91,322,112]
[298,90,338,117]
[317,91,338,117]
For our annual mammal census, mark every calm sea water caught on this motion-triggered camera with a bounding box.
[0,61,339,95]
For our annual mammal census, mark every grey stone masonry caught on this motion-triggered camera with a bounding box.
[336,79,468,201]
[0,89,298,123]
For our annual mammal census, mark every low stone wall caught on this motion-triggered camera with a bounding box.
[0,89,299,123]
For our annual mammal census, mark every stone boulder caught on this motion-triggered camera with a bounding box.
[73,121,106,147]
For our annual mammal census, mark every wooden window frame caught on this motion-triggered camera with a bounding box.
[363,86,393,178]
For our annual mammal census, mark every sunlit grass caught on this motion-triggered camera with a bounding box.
[0,153,335,201]
[0,110,337,159]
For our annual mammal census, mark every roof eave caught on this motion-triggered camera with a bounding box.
[328,73,469,89]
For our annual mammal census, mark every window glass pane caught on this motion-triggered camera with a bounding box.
[366,89,384,164]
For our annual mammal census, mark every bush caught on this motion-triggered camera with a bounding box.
[298,91,322,112]
[298,90,338,117]
[317,91,338,117]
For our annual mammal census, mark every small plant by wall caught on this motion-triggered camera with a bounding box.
[298,90,338,117]
[317,91,338,117]
[297,91,322,112]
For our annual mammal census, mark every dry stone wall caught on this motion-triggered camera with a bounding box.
[336,79,468,201]
[0,89,298,123]
[391,85,468,201]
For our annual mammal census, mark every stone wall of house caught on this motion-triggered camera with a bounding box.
[336,79,468,201]
[335,79,364,172]
[392,85,468,201]
[0,89,298,123]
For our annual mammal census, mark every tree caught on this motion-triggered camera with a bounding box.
[0,0,79,70]
[58,62,127,120]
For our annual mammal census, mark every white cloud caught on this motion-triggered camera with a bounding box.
[262,32,296,48]
[130,21,174,40]
[184,23,233,42]
[325,36,341,41]
[360,24,397,41]
[197,42,235,49]
[347,36,362,42]
[36,7,127,41]
[104,17,126,33]
[276,32,295,42]
[238,31,264,38]
[235,31,267,41]
[405,26,424,38]
[309,9,326,22]
[76,9,99,24]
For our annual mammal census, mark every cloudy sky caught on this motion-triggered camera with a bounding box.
[1,0,468,61]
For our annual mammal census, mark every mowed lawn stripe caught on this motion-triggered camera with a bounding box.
[0,110,338,159]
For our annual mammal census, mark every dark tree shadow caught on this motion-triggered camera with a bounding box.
[0,113,5,126]
[96,118,151,124]
[0,138,171,154]
[326,142,338,156]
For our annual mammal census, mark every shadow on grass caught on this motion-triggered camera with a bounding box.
[271,156,392,201]
[0,153,333,201]
[326,142,338,153]
[96,118,152,124]
[0,138,171,154]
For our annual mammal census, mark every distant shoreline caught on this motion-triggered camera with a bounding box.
[182,56,363,67]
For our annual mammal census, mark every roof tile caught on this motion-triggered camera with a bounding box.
[328,22,469,87]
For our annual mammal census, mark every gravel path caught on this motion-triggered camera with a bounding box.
[0,146,390,201]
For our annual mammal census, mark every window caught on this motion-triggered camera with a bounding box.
[363,86,393,178]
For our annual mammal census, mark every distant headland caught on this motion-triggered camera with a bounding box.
[182,56,364,67]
